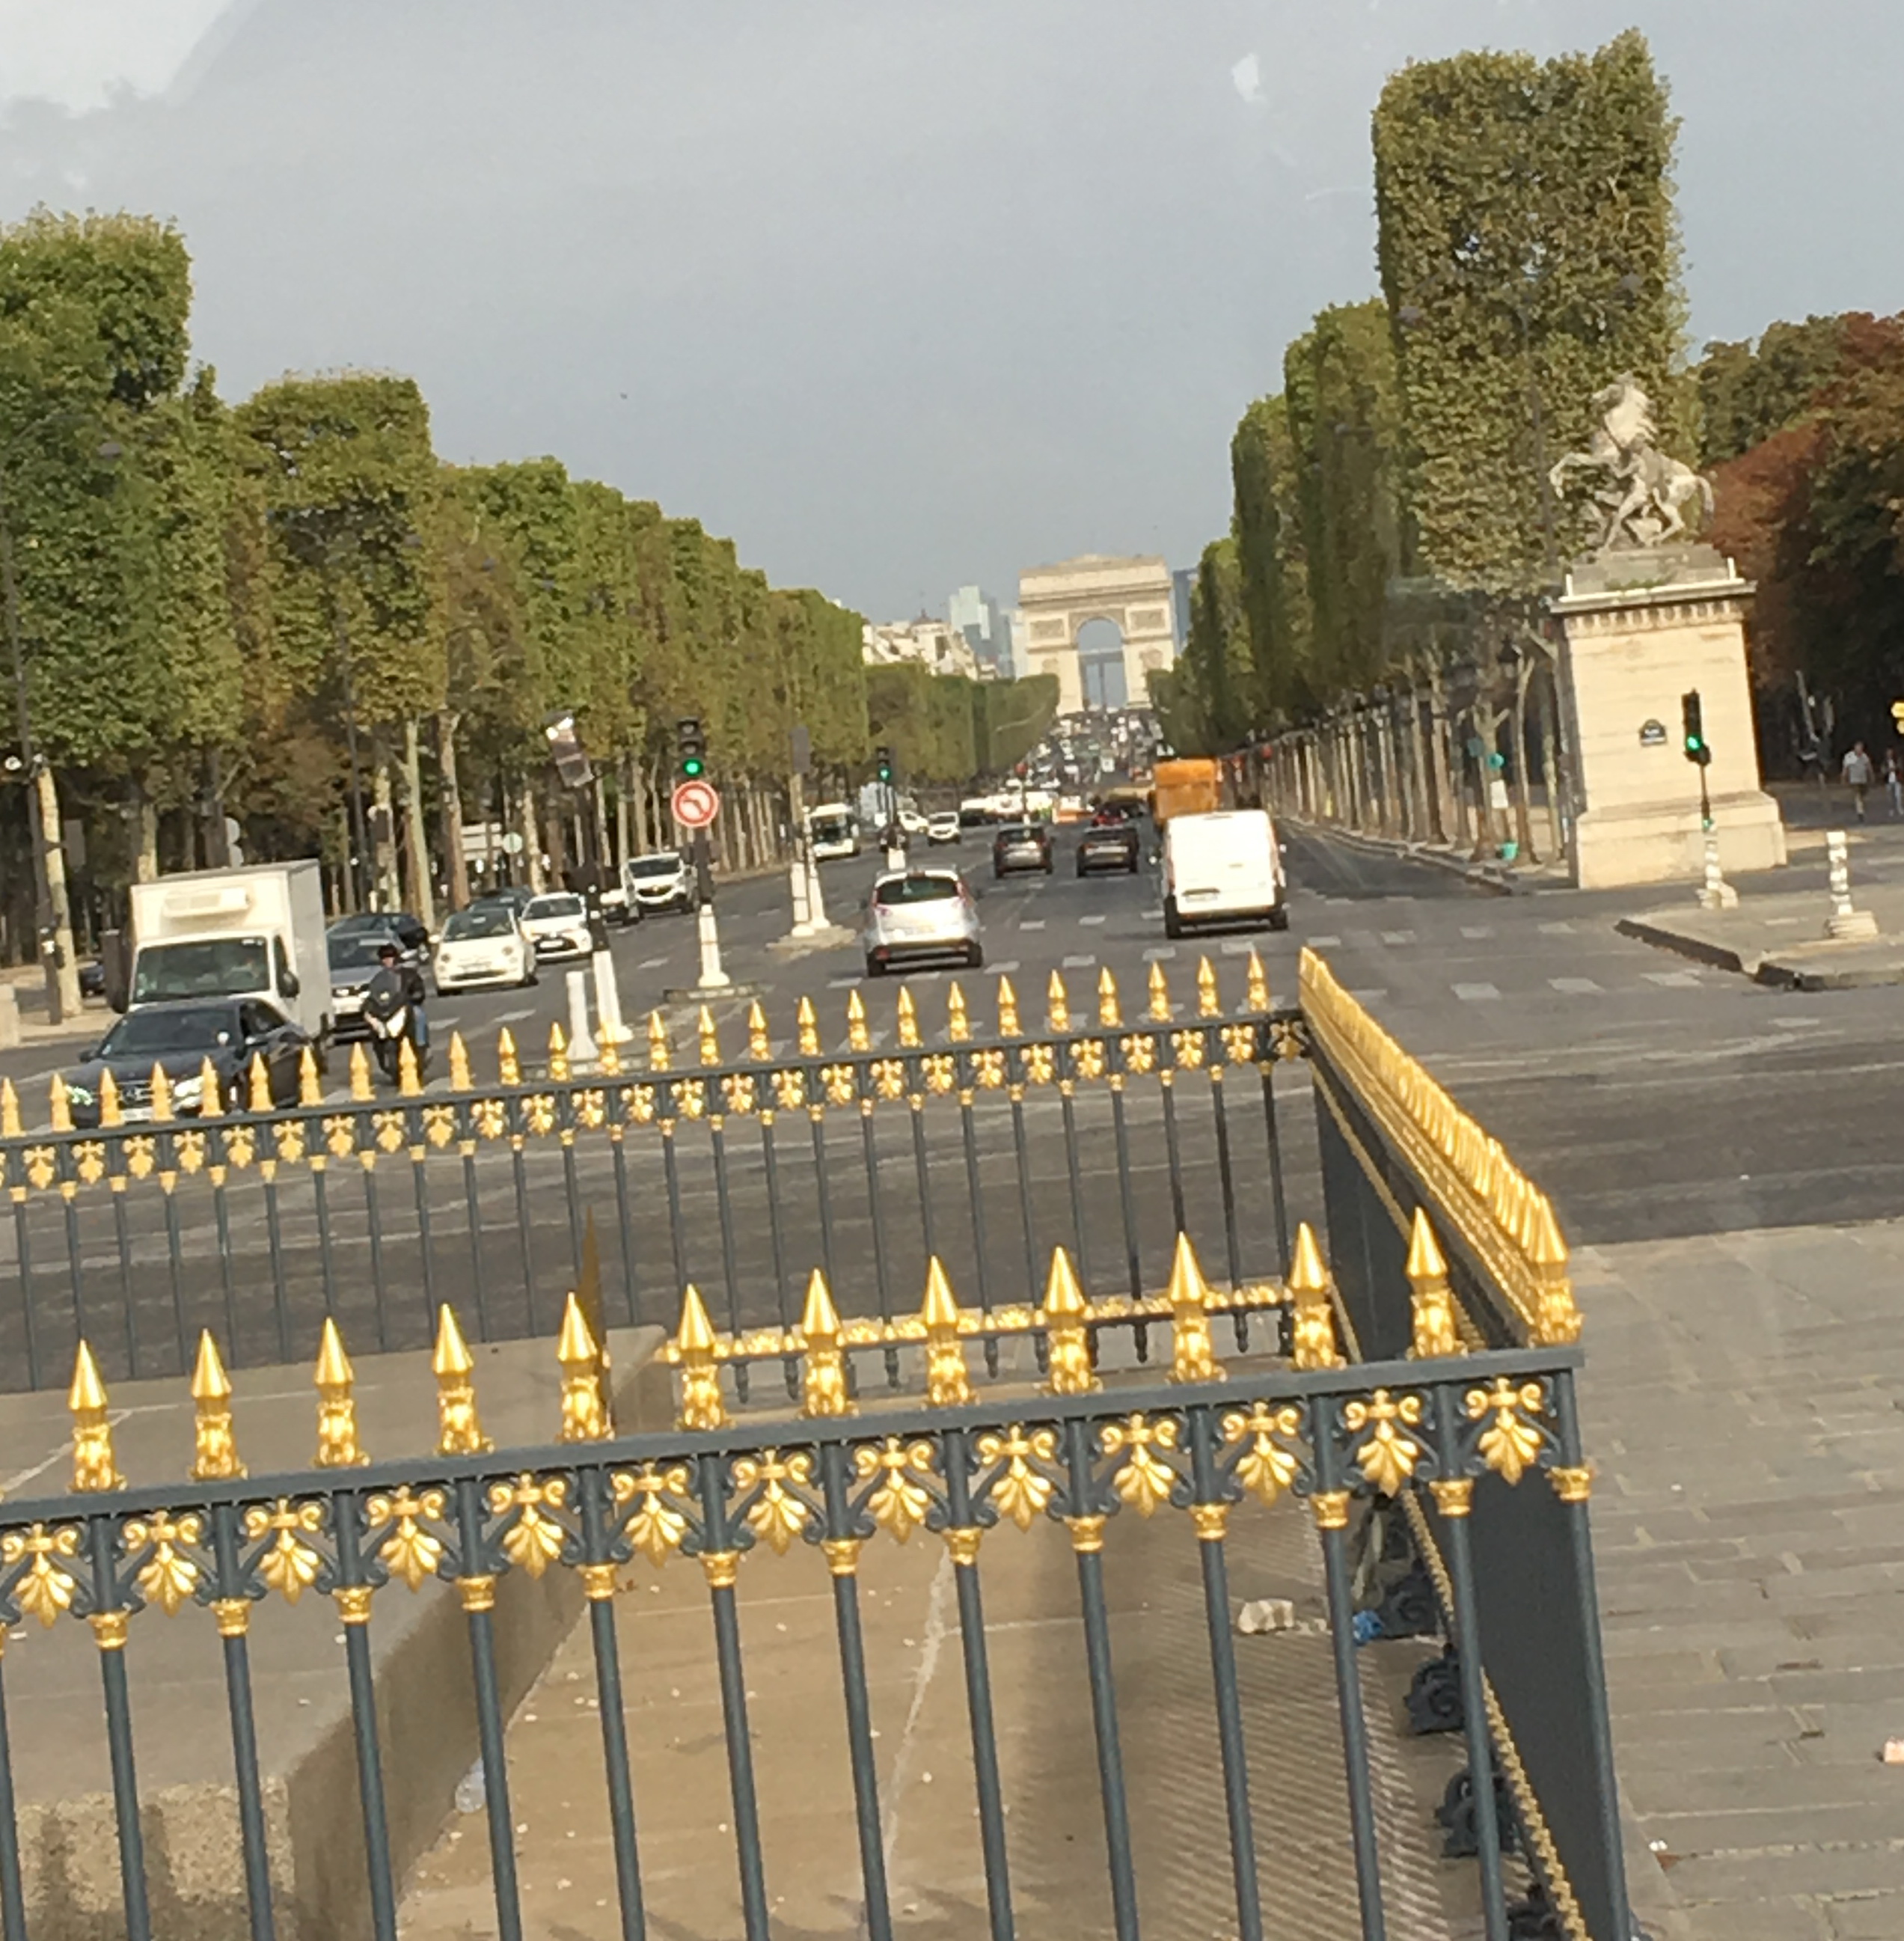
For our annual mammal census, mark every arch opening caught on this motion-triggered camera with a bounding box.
[1075,616,1127,710]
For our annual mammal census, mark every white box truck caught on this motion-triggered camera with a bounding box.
[123,861,331,1042]
[1162,810,1288,938]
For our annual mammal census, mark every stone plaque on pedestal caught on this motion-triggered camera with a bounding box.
[1550,545,1785,890]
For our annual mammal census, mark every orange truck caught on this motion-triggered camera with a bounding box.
[1149,757,1223,825]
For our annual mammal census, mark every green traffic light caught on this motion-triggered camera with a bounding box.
[682,756,705,778]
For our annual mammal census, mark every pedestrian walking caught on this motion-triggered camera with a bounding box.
[1843,742,1875,822]
[1886,748,1903,819]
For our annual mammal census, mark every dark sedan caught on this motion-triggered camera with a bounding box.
[62,1000,314,1126]
[1076,813,1141,876]
[992,822,1053,878]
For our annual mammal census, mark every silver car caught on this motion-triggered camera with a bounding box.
[863,868,982,976]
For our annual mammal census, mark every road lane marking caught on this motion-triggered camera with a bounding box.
[495,1007,537,1024]
[1350,988,1388,1003]
[1550,977,1602,994]
[829,976,859,988]
[1307,935,1340,947]
[1078,914,1106,926]
[987,961,1020,975]
[1539,921,1576,935]
[1453,982,1500,1001]
[1380,930,1416,945]
[1142,908,1163,920]
[1018,920,1046,932]
[1220,939,1255,955]
[1142,947,1178,962]
[1643,971,1701,988]
[1062,954,1096,970]
[637,956,669,971]
[1460,926,1494,940]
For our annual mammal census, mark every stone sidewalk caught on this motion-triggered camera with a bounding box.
[1575,1218,1904,1940]
[1617,885,1904,988]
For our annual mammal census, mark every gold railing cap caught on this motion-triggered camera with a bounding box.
[801,1268,842,1339]
[432,1303,476,1378]
[1406,1207,1448,1282]
[676,1283,719,1354]
[1042,1244,1087,1317]
[314,1315,353,1387]
[69,1339,108,1413]
[921,1255,960,1329]
[557,1290,600,1366]
[191,1328,233,1402]
[1166,1230,1210,1308]
[1289,1220,1329,1295]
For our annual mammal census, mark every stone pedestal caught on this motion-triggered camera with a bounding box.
[1551,545,1786,891]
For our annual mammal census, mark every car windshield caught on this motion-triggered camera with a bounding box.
[329,933,397,969]
[997,825,1037,840]
[527,895,584,919]
[875,875,960,905]
[811,816,851,837]
[442,907,515,941]
[132,938,269,1004]
[97,1006,237,1057]
[331,913,408,938]
[627,855,682,878]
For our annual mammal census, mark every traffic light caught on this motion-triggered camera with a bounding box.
[1680,691,1709,766]
[1890,700,1904,736]
[875,745,894,784]
[677,718,706,780]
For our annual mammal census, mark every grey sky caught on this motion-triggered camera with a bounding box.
[1,1,1897,626]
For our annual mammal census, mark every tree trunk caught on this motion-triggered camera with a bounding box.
[370,750,400,911]
[1508,661,1536,863]
[1424,661,1456,846]
[632,756,652,857]
[130,777,159,884]
[34,764,82,1021]
[509,774,545,893]
[400,718,436,928]
[1536,664,1566,863]
[436,710,469,912]
[614,755,632,871]
[203,748,232,866]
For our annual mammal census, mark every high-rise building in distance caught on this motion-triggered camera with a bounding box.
[949,585,1012,677]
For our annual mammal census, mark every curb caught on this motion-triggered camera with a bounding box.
[1289,822,1538,896]
[1614,914,1904,991]
[1612,917,1748,976]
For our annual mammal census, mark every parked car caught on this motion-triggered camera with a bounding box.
[328,927,429,1041]
[863,869,982,976]
[1076,811,1141,876]
[898,806,929,837]
[925,811,961,846]
[78,959,106,1000]
[992,822,1053,878]
[434,902,538,992]
[471,884,536,920]
[1162,810,1288,938]
[520,892,595,960]
[622,852,698,915]
[63,998,313,1126]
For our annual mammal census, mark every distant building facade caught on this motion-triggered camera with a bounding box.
[863,614,986,680]
[948,585,1013,677]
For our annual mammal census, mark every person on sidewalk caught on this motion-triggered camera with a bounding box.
[1886,747,1903,819]
[1843,742,1875,822]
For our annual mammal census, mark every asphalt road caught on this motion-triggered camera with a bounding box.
[4,822,1900,1387]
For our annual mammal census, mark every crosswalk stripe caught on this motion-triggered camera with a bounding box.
[1308,935,1341,947]
[988,961,1020,975]
[1079,914,1106,926]
[1453,982,1500,1001]
[1460,926,1494,940]
[1219,939,1255,956]
[1142,947,1178,962]
[1549,977,1602,994]
[1643,971,1701,988]
[1539,921,1576,935]
[1380,930,1416,945]
[1062,954,1097,970]
[637,956,669,970]
[1019,920,1046,932]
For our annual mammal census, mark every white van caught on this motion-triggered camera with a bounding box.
[1162,810,1288,938]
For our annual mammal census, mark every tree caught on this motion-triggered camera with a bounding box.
[1374,30,1686,591]
[1230,395,1311,722]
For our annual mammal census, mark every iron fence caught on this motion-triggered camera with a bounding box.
[0,958,1297,1394]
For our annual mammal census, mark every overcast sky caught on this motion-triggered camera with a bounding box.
[0,1,1897,626]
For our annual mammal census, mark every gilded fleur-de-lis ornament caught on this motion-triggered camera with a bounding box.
[69,1342,124,1493]
[434,1305,493,1455]
[1166,1231,1222,1383]
[190,1330,246,1481]
[313,1318,369,1467]
[921,1256,971,1407]
[675,1284,727,1431]
[557,1294,610,1442]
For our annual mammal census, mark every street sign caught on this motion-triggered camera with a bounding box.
[501,831,525,855]
[672,778,720,829]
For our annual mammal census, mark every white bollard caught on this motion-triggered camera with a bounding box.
[565,968,600,1066]
[0,983,17,1050]
[884,842,904,873]
[1696,831,1739,911]
[789,853,814,938]
[592,948,631,1043]
[806,855,830,930]
[696,900,731,989]
[1825,828,1879,939]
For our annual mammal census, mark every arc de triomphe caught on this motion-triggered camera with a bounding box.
[1016,554,1175,712]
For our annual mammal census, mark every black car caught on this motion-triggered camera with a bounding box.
[63,999,313,1127]
[1076,813,1141,875]
[992,822,1053,877]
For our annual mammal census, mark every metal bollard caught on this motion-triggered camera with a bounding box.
[1825,828,1879,939]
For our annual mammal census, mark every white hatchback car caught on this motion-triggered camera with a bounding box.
[434,903,536,991]
[925,811,961,845]
[520,892,595,960]
[863,868,982,976]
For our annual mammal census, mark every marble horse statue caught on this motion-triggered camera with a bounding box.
[1548,375,1714,551]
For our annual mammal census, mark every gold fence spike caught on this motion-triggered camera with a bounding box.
[1147,961,1172,1022]
[1527,1196,1582,1345]
[1288,1222,1345,1371]
[449,1031,472,1091]
[921,1256,971,1407]
[299,1045,322,1107]
[997,976,1020,1038]
[1097,965,1121,1029]
[747,999,771,1062]
[845,989,871,1053]
[799,1268,852,1418]
[556,1293,610,1443]
[647,1009,671,1071]
[313,1317,368,1467]
[1405,1208,1463,1360]
[498,1027,521,1087]
[896,985,921,1048]
[200,1056,224,1116]
[1047,971,1071,1033]
[548,1021,570,1084]
[946,982,970,1042]
[699,1005,721,1066]
[1197,957,1221,1018]
[99,1069,123,1129]
[1166,1231,1222,1382]
[796,996,820,1058]
[433,1305,492,1455]
[1039,1245,1098,1396]
[348,1043,373,1103]
[1246,950,1270,1012]
[68,1342,123,1492]
[675,1284,728,1430]
[1,1078,19,1138]
[190,1330,246,1480]
[150,1063,174,1123]
[397,1039,422,1097]
[49,1073,73,1134]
